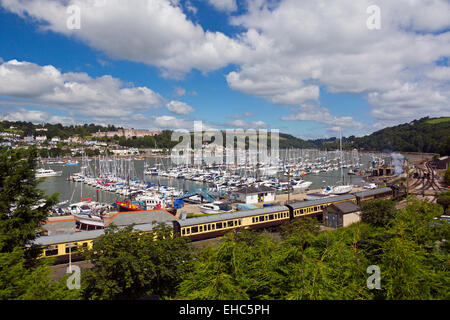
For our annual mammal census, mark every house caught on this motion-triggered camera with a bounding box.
[23,136,35,143]
[323,201,361,229]
[69,136,84,144]
[233,185,276,205]
[35,136,47,143]
[50,137,60,144]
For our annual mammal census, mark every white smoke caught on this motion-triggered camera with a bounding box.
[391,153,405,175]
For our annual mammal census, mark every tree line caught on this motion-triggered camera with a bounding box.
[2,117,449,154]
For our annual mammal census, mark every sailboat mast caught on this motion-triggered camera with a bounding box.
[340,128,344,185]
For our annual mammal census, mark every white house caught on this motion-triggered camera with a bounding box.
[35,136,47,143]
[50,137,60,144]
[233,186,276,205]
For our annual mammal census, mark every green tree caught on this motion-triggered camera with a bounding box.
[0,247,80,300]
[178,230,279,300]
[444,167,450,186]
[360,199,398,227]
[81,224,193,300]
[0,147,58,253]
[437,190,450,213]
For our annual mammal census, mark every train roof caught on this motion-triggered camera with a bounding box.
[353,187,392,198]
[176,205,289,227]
[287,194,356,210]
[32,221,173,246]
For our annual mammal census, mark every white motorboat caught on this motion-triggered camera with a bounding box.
[36,168,62,178]
[291,180,312,190]
[330,185,353,195]
[199,202,232,214]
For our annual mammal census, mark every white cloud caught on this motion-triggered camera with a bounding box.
[0,0,249,78]
[4,108,75,125]
[208,0,237,12]
[2,0,450,133]
[282,105,366,133]
[154,115,194,129]
[0,59,164,117]
[227,0,450,126]
[166,100,195,115]
[228,119,268,129]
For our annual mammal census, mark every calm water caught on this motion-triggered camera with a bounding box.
[38,152,375,204]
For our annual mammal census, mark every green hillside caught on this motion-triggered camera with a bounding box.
[1,116,449,155]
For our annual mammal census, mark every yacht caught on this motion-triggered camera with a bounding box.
[330,185,353,195]
[199,202,232,214]
[291,180,312,190]
[36,168,62,178]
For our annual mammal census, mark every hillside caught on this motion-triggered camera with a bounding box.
[1,116,449,155]
[347,117,450,155]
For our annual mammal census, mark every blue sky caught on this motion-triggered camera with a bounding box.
[0,0,448,139]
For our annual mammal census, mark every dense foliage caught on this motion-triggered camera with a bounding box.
[0,147,79,299]
[346,117,450,154]
[0,121,122,139]
[0,147,57,253]
[80,224,194,300]
[177,198,449,300]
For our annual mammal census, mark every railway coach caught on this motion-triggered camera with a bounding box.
[353,187,393,205]
[173,205,290,241]
[286,194,357,222]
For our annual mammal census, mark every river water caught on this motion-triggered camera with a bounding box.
[38,152,376,204]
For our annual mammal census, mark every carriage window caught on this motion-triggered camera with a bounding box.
[216,222,223,229]
[199,226,203,232]
[227,221,234,227]
[212,224,215,230]
[187,228,190,234]
[191,226,199,233]
[65,244,78,254]
[252,217,255,223]
[208,224,211,231]
[182,229,186,235]
[269,214,274,220]
[83,242,88,247]
[238,220,241,226]
[45,247,59,256]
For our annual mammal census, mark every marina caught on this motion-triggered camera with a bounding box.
[36,149,391,233]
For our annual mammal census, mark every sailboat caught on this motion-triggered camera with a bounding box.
[322,128,353,195]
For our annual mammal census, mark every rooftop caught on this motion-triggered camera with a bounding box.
[234,185,276,194]
[329,201,361,214]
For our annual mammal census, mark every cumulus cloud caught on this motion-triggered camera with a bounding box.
[228,119,268,129]
[0,0,249,78]
[2,0,450,134]
[227,0,450,126]
[166,100,195,115]
[208,0,237,12]
[282,105,365,132]
[3,108,75,125]
[0,59,164,117]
